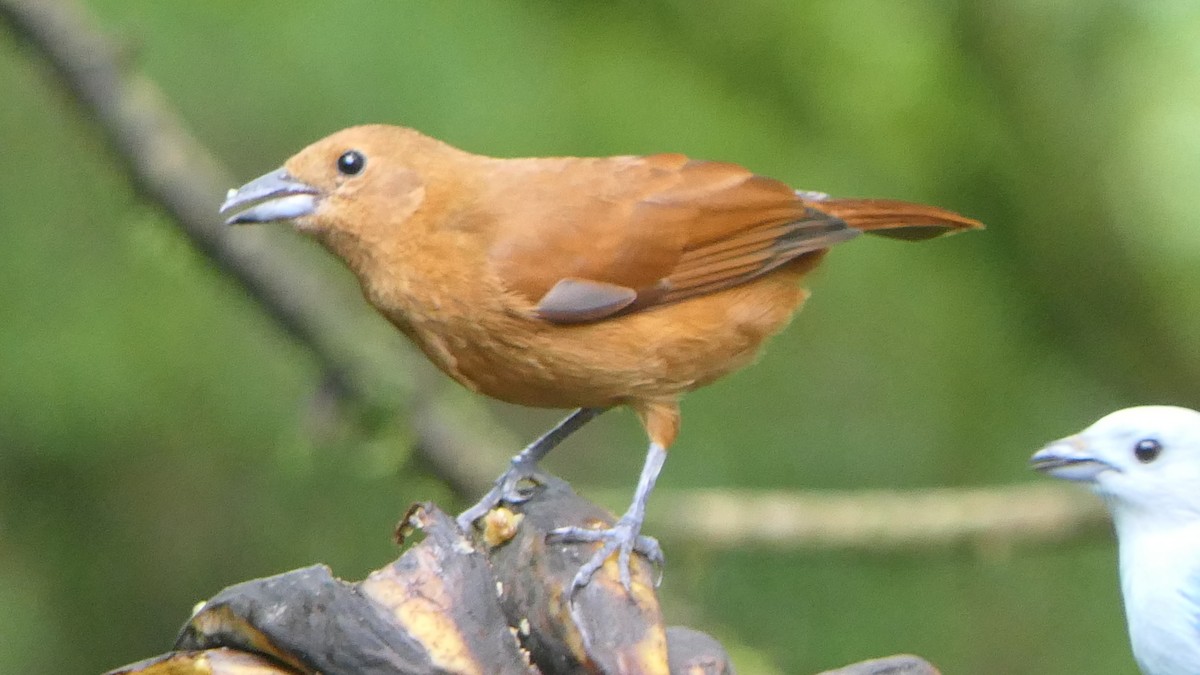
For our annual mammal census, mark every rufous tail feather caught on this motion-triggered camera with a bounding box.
[813,198,983,241]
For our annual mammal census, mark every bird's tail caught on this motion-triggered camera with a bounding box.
[810,198,983,240]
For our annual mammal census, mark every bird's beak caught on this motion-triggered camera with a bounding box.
[1029,436,1117,482]
[219,168,319,225]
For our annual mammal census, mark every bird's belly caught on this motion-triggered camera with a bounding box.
[424,275,809,409]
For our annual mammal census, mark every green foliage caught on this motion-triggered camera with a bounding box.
[3,1,1200,672]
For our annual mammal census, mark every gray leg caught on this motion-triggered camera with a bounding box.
[550,441,668,595]
[456,407,606,530]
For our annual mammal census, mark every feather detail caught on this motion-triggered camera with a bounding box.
[810,198,983,240]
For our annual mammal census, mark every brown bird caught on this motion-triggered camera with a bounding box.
[220,125,981,594]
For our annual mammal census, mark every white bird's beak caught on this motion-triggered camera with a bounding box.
[1030,436,1118,482]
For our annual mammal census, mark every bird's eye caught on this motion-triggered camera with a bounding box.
[337,150,366,176]
[1134,438,1162,463]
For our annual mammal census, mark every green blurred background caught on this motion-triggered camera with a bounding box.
[4,1,1200,672]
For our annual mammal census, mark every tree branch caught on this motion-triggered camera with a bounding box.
[641,483,1107,554]
[0,0,512,498]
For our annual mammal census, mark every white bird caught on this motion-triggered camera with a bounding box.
[1031,405,1200,675]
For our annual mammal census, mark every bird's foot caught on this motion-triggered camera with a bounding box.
[456,460,541,532]
[549,515,664,596]
[457,408,606,533]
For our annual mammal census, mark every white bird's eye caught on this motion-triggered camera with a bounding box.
[1134,438,1162,463]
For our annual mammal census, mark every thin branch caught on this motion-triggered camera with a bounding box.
[639,483,1108,553]
[0,0,1108,554]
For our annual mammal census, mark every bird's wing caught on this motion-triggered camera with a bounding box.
[487,154,856,324]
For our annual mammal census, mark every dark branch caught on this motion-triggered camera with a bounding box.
[0,0,509,499]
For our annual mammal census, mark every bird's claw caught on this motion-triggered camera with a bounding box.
[549,518,664,596]
[455,462,540,531]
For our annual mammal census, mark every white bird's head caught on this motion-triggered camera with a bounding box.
[1031,406,1200,528]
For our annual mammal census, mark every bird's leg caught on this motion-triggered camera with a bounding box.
[549,440,668,596]
[456,406,606,531]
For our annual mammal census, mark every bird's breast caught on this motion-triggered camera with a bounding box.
[1117,525,1200,674]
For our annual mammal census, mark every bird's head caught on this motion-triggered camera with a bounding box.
[219,125,462,243]
[1031,406,1200,526]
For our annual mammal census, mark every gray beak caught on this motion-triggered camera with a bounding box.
[219,168,319,225]
[1030,436,1116,482]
